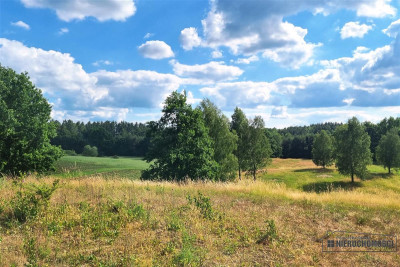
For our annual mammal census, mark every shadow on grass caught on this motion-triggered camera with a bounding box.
[302,181,362,193]
[294,168,334,173]
[364,172,393,180]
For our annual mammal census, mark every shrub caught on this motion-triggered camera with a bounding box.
[64,150,77,156]
[82,145,98,157]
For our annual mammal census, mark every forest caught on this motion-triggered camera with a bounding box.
[51,115,400,162]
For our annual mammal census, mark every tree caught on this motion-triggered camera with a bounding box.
[142,91,217,181]
[199,99,238,181]
[0,65,62,175]
[231,107,249,179]
[245,116,272,180]
[312,130,334,168]
[82,145,98,157]
[376,128,400,174]
[334,117,372,182]
[265,128,282,158]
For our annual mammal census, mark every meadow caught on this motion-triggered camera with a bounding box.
[0,156,399,266]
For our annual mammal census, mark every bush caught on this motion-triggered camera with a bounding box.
[64,150,77,156]
[82,145,98,157]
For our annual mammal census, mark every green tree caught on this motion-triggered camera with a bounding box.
[142,91,217,181]
[231,107,249,179]
[334,117,372,182]
[199,99,238,181]
[265,128,282,158]
[82,145,98,157]
[312,130,334,168]
[376,128,400,174]
[245,116,272,180]
[0,65,62,175]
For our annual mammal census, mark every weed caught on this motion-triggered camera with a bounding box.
[187,192,213,219]
[256,219,280,245]
[173,230,203,267]
[8,180,59,223]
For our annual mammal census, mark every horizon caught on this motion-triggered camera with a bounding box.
[1,0,400,128]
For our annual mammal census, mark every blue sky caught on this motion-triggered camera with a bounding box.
[1,0,400,128]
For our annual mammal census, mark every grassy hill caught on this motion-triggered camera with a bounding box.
[0,158,399,266]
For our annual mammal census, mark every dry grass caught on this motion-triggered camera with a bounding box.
[0,159,399,266]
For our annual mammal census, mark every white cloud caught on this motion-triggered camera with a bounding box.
[200,81,275,108]
[21,0,136,22]
[271,106,288,118]
[58,27,69,35]
[92,69,182,108]
[144,32,154,39]
[211,50,222,58]
[235,55,259,64]
[180,27,202,50]
[181,0,396,68]
[340,22,373,39]
[0,38,185,121]
[11,21,30,30]
[171,60,243,83]
[383,19,400,38]
[356,0,396,18]
[92,60,113,67]
[138,40,174,59]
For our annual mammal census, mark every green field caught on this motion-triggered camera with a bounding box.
[1,157,399,266]
[52,156,149,179]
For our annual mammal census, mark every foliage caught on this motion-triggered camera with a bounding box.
[244,116,272,180]
[334,117,372,182]
[199,99,238,181]
[376,128,400,173]
[8,179,59,223]
[256,219,280,245]
[0,65,62,175]
[142,91,217,181]
[51,120,149,156]
[82,145,98,157]
[265,128,282,158]
[231,107,249,179]
[187,192,214,220]
[312,130,334,168]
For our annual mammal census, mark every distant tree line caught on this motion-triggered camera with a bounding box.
[51,120,149,157]
[50,110,400,167]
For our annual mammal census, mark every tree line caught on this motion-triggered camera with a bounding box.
[1,65,399,181]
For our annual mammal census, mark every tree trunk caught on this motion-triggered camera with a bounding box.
[351,173,354,183]
[239,167,241,180]
[389,166,391,174]
[253,164,256,181]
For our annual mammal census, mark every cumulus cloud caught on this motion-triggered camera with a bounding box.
[11,21,30,30]
[200,81,275,108]
[138,40,174,59]
[20,0,136,22]
[235,55,259,64]
[180,0,396,68]
[340,22,373,39]
[92,69,181,108]
[171,60,243,83]
[180,27,202,50]
[211,50,222,58]
[271,106,288,118]
[0,38,184,121]
[383,19,400,38]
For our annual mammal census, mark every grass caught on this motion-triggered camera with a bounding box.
[52,155,149,179]
[0,158,399,266]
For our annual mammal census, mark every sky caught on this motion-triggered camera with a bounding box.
[1,0,400,128]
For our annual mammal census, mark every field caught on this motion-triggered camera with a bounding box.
[0,156,399,266]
